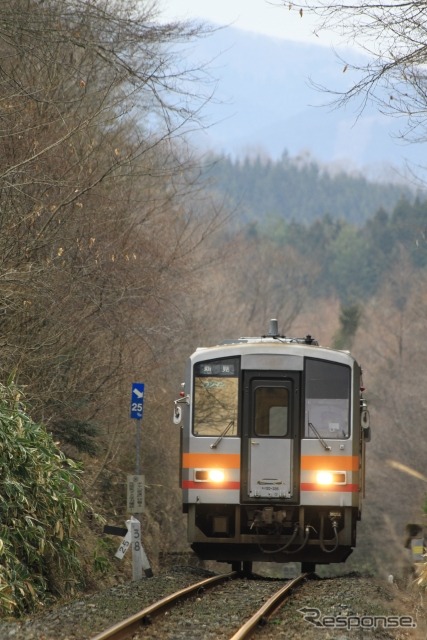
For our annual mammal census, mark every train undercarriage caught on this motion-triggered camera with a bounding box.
[188,503,358,569]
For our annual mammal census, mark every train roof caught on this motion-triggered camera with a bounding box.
[190,320,358,368]
[192,339,354,364]
[190,320,359,368]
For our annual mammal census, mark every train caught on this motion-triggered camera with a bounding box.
[173,320,370,573]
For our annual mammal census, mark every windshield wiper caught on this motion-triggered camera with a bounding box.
[210,421,235,449]
[308,422,331,451]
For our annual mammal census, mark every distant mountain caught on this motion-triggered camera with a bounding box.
[184,26,426,180]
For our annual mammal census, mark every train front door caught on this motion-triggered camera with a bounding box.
[243,372,299,500]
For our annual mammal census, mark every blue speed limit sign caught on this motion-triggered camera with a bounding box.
[130,383,144,419]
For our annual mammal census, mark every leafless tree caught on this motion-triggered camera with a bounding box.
[0,0,222,451]
[286,1,427,146]
[351,254,427,571]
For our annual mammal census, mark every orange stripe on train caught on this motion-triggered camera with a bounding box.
[300,483,360,492]
[301,455,359,471]
[182,480,240,490]
[182,453,240,469]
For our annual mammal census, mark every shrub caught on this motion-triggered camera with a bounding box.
[0,382,85,615]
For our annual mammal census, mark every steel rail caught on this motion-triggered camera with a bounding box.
[90,571,238,640]
[228,573,309,640]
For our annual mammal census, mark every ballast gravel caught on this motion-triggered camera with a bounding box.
[0,566,424,640]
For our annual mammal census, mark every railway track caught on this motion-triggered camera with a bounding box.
[91,572,310,640]
[228,573,309,640]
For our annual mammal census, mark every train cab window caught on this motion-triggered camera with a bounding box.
[193,358,239,436]
[254,387,288,437]
[304,359,350,439]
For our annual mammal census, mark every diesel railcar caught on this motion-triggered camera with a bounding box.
[173,320,370,572]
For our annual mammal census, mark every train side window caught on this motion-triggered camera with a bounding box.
[254,387,288,437]
[193,358,239,436]
[305,359,350,439]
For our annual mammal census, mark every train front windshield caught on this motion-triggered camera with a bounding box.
[193,358,239,437]
[304,359,351,439]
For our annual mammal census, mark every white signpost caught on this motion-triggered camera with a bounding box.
[114,517,153,579]
[127,474,145,514]
[114,527,132,560]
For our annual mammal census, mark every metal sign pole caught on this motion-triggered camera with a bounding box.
[128,382,153,578]
[135,419,141,476]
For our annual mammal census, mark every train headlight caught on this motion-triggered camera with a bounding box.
[315,471,347,486]
[207,469,225,483]
[194,469,225,483]
[316,471,334,486]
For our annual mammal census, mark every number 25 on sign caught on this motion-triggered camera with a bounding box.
[130,383,144,419]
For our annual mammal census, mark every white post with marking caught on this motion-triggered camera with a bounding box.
[129,517,143,581]
[127,516,153,579]
[114,528,132,560]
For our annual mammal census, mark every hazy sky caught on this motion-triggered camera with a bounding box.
[160,0,334,46]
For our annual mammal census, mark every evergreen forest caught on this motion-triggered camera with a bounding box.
[203,152,419,225]
[203,153,427,304]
